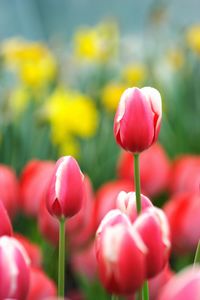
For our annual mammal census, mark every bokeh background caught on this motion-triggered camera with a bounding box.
[0,0,200,299]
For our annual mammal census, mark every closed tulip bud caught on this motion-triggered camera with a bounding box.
[134,207,171,278]
[46,156,84,219]
[116,191,153,223]
[0,236,30,300]
[0,201,13,237]
[95,210,147,295]
[114,87,162,153]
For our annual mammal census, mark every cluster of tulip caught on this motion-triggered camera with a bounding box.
[0,86,200,300]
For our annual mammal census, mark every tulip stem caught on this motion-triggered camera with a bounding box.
[58,217,65,298]
[134,154,149,300]
[111,295,118,300]
[194,240,200,265]
[134,154,141,214]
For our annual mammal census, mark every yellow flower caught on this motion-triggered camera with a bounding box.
[58,137,80,158]
[10,86,29,114]
[186,25,200,54]
[74,21,118,62]
[167,49,184,69]
[46,88,99,145]
[102,83,126,112]
[122,64,147,86]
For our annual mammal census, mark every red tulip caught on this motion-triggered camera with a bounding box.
[20,160,55,217]
[164,192,200,253]
[91,180,133,232]
[134,207,171,278]
[0,236,30,300]
[46,156,84,219]
[95,209,147,295]
[169,155,200,194]
[158,266,200,300]
[0,201,13,237]
[0,164,19,217]
[26,267,57,300]
[116,191,153,223]
[13,233,42,268]
[114,87,162,153]
[117,143,171,197]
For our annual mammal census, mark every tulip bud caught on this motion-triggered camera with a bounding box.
[95,210,147,295]
[46,156,84,219]
[114,87,162,153]
[134,207,171,278]
[0,201,13,237]
[116,191,153,223]
[0,236,30,300]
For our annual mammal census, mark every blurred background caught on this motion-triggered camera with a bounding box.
[0,0,200,299]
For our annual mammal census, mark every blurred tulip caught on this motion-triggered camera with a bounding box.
[91,180,133,232]
[46,156,84,219]
[0,236,30,300]
[95,209,147,295]
[116,191,153,223]
[117,143,171,197]
[113,87,162,153]
[0,201,13,236]
[20,160,55,217]
[71,241,97,279]
[0,164,19,218]
[26,267,57,300]
[13,233,42,268]
[169,155,200,194]
[134,207,171,278]
[158,266,200,300]
[164,192,200,253]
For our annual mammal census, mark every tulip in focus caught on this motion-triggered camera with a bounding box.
[46,156,84,219]
[158,266,200,300]
[95,209,147,295]
[0,201,13,236]
[0,236,30,300]
[114,87,162,153]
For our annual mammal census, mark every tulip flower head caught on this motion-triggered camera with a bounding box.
[46,156,84,219]
[114,87,162,153]
[0,200,13,237]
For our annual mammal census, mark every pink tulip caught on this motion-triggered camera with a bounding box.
[169,155,200,194]
[0,164,19,218]
[134,207,171,278]
[0,201,13,236]
[114,87,162,153]
[13,233,42,268]
[164,192,200,253]
[158,266,200,300]
[26,267,57,300]
[116,191,153,223]
[117,143,171,197]
[0,236,30,300]
[20,160,55,217]
[46,156,84,219]
[95,209,147,295]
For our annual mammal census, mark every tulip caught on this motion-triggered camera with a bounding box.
[164,192,200,253]
[117,143,171,197]
[0,236,30,300]
[116,191,153,223]
[14,233,42,268]
[26,267,57,300]
[95,209,147,295]
[134,207,171,278]
[0,164,19,217]
[158,266,200,300]
[46,156,84,219]
[113,87,162,153]
[20,160,55,217]
[0,201,13,236]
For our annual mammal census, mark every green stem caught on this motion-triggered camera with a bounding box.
[134,154,141,213]
[134,154,149,300]
[58,217,66,298]
[194,240,200,265]
[111,295,119,300]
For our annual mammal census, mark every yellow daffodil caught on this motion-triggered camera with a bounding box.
[10,86,29,114]
[122,64,147,86]
[58,137,80,158]
[102,83,127,112]
[186,25,200,54]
